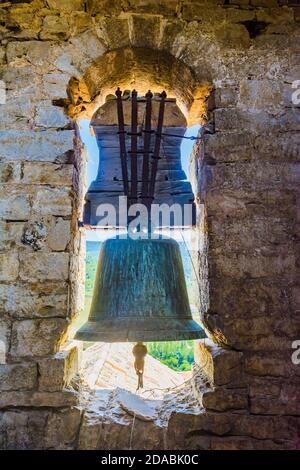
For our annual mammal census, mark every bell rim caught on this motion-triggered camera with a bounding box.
[74,318,204,343]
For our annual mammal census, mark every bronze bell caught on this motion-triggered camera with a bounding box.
[75,236,203,342]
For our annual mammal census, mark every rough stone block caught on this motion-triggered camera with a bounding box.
[209,216,294,251]
[0,283,69,319]
[181,4,226,22]
[245,353,292,377]
[19,252,69,282]
[130,14,162,49]
[42,73,70,100]
[86,0,123,15]
[44,408,81,449]
[0,190,31,220]
[214,87,239,108]
[38,345,79,392]
[6,40,57,67]
[47,217,71,251]
[203,161,300,192]
[0,252,19,282]
[214,23,250,48]
[6,6,42,40]
[0,95,36,131]
[201,387,248,412]
[0,410,49,449]
[206,189,296,220]
[46,0,84,11]
[214,108,271,133]
[209,250,295,279]
[0,390,78,408]
[208,278,291,318]
[0,162,21,183]
[10,319,68,357]
[35,102,70,128]
[0,321,9,365]
[0,363,37,391]
[239,79,283,109]
[69,30,106,64]
[40,15,70,41]
[22,162,73,186]
[0,222,24,251]
[194,339,243,386]
[256,7,294,24]
[250,379,300,415]
[32,188,72,216]
[95,17,130,49]
[0,130,74,162]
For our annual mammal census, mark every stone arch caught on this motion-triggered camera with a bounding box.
[66,47,212,126]
[65,45,215,346]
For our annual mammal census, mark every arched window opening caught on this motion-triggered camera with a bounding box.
[69,90,206,397]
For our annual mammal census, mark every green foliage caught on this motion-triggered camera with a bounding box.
[147,340,194,371]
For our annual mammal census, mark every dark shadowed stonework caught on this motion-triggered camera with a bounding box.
[0,0,299,450]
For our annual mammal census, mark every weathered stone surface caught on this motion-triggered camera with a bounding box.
[0,95,36,131]
[0,364,37,391]
[6,5,42,40]
[32,188,72,216]
[95,17,130,49]
[19,252,69,282]
[167,410,232,450]
[21,221,47,251]
[244,353,293,377]
[0,190,31,220]
[44,407,81,449]
[209,249,295,279]
[40,15,70,41]
[206,189,296,220]
[239,79,283,109]
[0,130,74,162]
[194,339,243,386]
[0,410,49,449]
[0,221,24,251]
[47,217,71,251]
[0,252,19,285]
[22,162,73,186]
[46,0,84,11]
[0,162,21,183]
[130,15,162,49]
[0,390,78,408]
[250,379,300,415]
[35,102,70,128]
[38,345,79,392]
[0,282,68,319]
[0,321,9,365]
[86,0,123,16]
[10,319,68,357]
[42,73,70,100]
[200,387,248,412]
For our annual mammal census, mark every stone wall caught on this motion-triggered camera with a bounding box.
[0,0,300,449]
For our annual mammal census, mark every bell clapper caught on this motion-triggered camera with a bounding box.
[132,342,148,391]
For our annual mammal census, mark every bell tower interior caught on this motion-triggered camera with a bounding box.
[1,1,298,449]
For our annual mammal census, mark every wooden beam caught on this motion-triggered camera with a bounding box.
[149,91,167,200]
[115,88,129,197]
[141,90,153,206]
[130,89,138,202]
